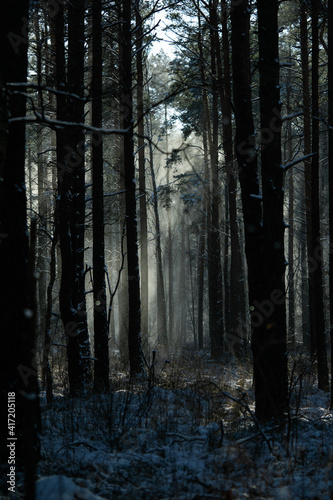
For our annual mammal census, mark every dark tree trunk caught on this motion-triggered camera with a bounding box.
[285,75,295,347]
[35,12,48,363]
[256,0,288,418]
[92,0,110,392]
[0,2,40,496]
[43,224,57,405]
[232,0,288,419]
[221,0,246,356]
[207,0,224,360]
[56,0,92,395]
[311,0,329,391]
[231,0,263,370]
[300,1,314,352]
[328,0,333,408]
[116,18,129,359]
[197,13,209,350]
[135,2,149,352]
[121,0,145,376]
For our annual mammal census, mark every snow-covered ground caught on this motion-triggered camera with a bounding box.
[6,352,333,499]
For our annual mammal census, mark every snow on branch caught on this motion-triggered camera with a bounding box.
[281,153,315,172]
[9,113,130,135]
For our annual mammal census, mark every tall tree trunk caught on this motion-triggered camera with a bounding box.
[285,72,295,347]
[328,0,333,408]
[311,0,329,390]
[92,0,109,392]
[43,223,57,405]
[165,104,174,344]
[121,0,145,376]
[135,2,149,352]
[35,12,48,364]
[300,0,314,352]
[256,0,288,418]
[0,3,40,496]
[232,0,288,419]
[207,0,224,360]
[221,0,246,356]
[197,12,209,350]
[57,0,92,395]
[231,0,263,371]
[147,116,168,349]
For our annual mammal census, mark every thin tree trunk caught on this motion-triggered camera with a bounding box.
[207,0,224,360]
[328,0,333,408]
[311,0,329,390]
[286,71,295,347]
[135,2,149,352]
[300,1,314,353]
[43,223,57,405]
[121,0,145,376]
[165,104,174,344]
[221,0,245,356]
[147,116,168,349]
[92,0,109,392]
[197,12,209,350]
[35,13,48,363]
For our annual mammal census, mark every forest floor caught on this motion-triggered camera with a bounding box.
[5,348,333,499]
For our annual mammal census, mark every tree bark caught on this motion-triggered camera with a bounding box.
[300,0,314,352]
[328,0,333,407]
[147,116,168,349]
[285,71,295,347]
[56,0,92,395]
[197,12,209,350]
[135,2,149,352]
[221,0,246,356]
[121,0,145,376]
[256,0,288,418]
[207,0,224,360]
[311,0,329,390]
[92,0,110,392]
[0,2,40,496]
[232,0,288,419]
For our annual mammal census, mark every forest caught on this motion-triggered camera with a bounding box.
[1,0,333,498]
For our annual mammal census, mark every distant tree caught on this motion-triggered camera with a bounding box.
[146,112,168,350]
